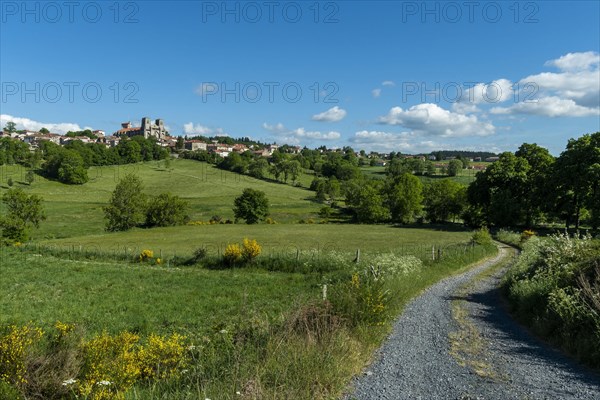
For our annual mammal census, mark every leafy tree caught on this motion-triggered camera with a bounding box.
[25,170,34,185]
[423,179,467,223]
[103,174,147,231]
[249,158,268,179]
[447,159,463,177]
[345,179,389,223]
[39,127,50,134]
[233,188,270,224]
[552,132,600,229]
[7,177,13,187]
[468,152,529,227]
[146,193,189,227]
[0,188,45,243]
[4,121,16,133]
[515,143,555,226]
[118,140,142,164]
[57,150,89,184]
[176,136,185,150]
[385,173,423,223]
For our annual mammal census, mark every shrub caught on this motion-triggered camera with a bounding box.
[471,227,492,246]
[521,229,535,243]
[138,250,154,263]
[242,238,261,261]
[495,229,521,246]
[136,333,187,380]
[223,243,242,265]
[0,324,44,386]
[330,268,391,327]
[145,193,189,227]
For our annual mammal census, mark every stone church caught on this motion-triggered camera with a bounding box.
[115,118,167,140]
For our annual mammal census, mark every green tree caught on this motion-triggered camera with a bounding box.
[447,159,463,177]
[103,174,147,231]
[552,132,600,229]
[249,158,268,179]
[176,136,185,150]
[146,193,189,227]
[233,188,270,224]
[515,143,555,226]
[385,173,423,223]
[0,188,45,243]
[468,152,530,227]
[25,170,34,185]
[4,121,16,133]
[39,127,50,134]
[57,150,89,184]
[345,179,389,223]
[423,179,467,223]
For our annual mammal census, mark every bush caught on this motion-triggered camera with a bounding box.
[504,233,600,368]
[471,227,492,246]
[495,229,521,247]
[242,238,261,261]
[223,243,243,265]
[145,193,189,227]
[233,188,270,224]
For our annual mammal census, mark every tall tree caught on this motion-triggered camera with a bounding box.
[0,188,45,242]
[515,143,555,226]
[385,173,423,224]
[552,132,600,229]
[103,174,147,231]
[468,152,530,227]
[233,188,270,224]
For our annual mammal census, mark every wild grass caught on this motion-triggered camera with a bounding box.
[1,239,497,399]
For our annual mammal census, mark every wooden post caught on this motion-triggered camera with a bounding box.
[355,248,360,263]
[432,245,435,261]
[322,284,328,301]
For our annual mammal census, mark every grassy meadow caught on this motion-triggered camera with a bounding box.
[0,160,322,239]
[0,158,498,399]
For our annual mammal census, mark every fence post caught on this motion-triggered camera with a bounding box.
[355,249,360,263]
[437,248,441,261]
[432,245,435,261]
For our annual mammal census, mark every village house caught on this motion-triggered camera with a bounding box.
[485,156,500,162]
[185,140,208,151]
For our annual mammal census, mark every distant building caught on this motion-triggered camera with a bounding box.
[485,156,499,162]
[185,140,207,151]
[114,117,167,140]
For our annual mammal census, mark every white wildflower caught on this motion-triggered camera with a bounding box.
[62,378,77,386]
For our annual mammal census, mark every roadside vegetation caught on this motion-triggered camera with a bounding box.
[502,232,600,370]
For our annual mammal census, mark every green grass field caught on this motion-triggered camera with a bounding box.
[360,165,480,185]
[0,160,322,239]
[40,224,472,259]
[0,249,319,336]
[1,159,495,399]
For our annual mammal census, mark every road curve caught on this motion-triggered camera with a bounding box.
[345,244,600,400]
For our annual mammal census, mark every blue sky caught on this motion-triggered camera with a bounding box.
[1,0,599,155]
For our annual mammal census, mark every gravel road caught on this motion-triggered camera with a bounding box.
[345,244,600,400]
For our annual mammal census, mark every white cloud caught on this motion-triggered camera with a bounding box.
[183,122,228,136]
[490,96,599,117]
[378,103,495,137]
[350,130,443,153]
[311,106,347,122]
[382,81,395,87]
[0,114,85,134]
[372,88,382,98]
[458,79,514,105]
[545,51,600,72]
[263,122,340,143]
